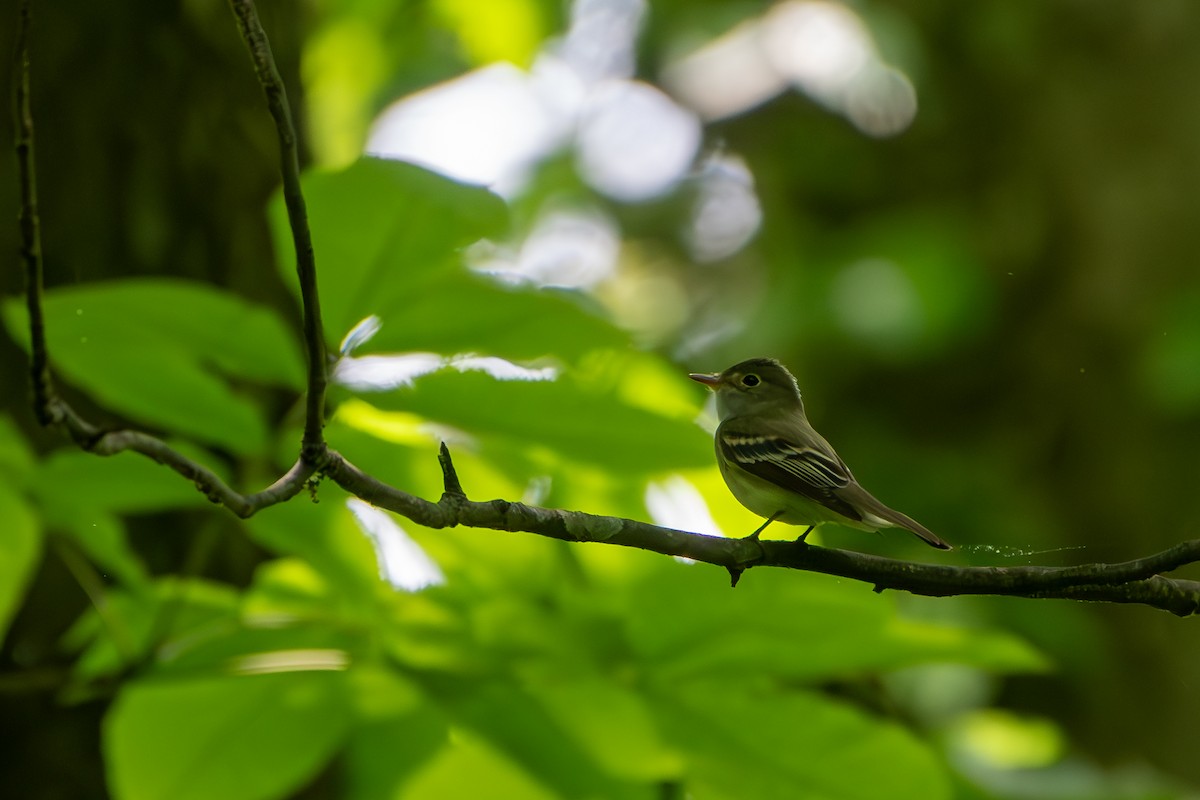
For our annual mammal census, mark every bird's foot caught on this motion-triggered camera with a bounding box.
[744,512,783,541]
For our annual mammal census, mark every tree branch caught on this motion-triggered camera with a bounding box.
[320,445,1200,617]
[14,0,53,426]
[228,0,328,460]
[11,0,315,520]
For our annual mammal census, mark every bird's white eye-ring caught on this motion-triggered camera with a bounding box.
[741,374,760,387]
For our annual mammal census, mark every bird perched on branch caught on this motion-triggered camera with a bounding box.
[689,357,951,550]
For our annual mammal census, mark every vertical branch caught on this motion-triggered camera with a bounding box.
[14,0,54,426]
[227,0,328,459]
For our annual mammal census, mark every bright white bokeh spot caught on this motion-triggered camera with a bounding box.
[366,63,569,192]
[661,19,786,121]
[334,352,557,390]
[666,1,917,137]
[555,0,646,84]
[449,355,558,381]
[576,80,702,202]
[830,258,921,340]
[334,352,444,390]
[763,0,873,103]
[845,63,918,138]
[686,153,762,262]
[645,475,725,544]
[347,499,445,591]
[472,206,620,289]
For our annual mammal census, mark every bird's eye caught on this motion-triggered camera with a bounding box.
[741,374,760,387]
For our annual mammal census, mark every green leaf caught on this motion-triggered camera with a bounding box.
[360,277,627,362]
[0,415,35,485]
[433,679,647,799]
[104,671,351,800]
[344,668,449,800]
[651,680,950,800]
[2,280,303,454]
[34,448,217,515]
[271,158,624,361]
[242,492,384,607]
[365,368,711,472]
[531,675,682,783]
[270,158,507,338]
[50,511,148,589]
[399,730,559,800]
[627,563,1045,682]
[66,579,241,686]
[0,484,41,644]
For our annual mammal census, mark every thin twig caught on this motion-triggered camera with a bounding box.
[14,0,53,426]
[227,0,328,460]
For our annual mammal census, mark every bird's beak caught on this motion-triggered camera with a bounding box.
[688,372,722,389]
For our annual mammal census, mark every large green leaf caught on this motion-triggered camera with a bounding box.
[34,448,218,515]
[2,280,303,455]
[0,484,41,644]
[0,415,35,486]
[626,562,1046,683]
[431,678,650,799]
[269,158,625,360]
[650,680,950,800]
[363,368,712,472]
[105,671,351,800]
[344,668,449,800]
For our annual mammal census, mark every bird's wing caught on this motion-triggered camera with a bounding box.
[717,426,863,522]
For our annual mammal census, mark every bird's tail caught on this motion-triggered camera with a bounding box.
[889,510,952,550]
[858,496,952,550]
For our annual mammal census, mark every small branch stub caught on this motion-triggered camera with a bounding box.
[438,442,467,499]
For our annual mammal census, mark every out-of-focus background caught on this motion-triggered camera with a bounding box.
[2,1,1200,798]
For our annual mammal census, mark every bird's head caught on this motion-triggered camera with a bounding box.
[689,357,804,420]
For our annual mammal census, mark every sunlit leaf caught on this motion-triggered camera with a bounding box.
[269,158,506,338]
[34,448,218,515]
[433,679,647,799]
[105,671,351,800]
[66,579,241,686]
[650,680,949,800]
[2,280,302,454]
[344,668,449,800]
[364,368,711,472]
[626,562,1045,682]
[270,158,625,362]
[532,675,682,782]
[433,0,546,66]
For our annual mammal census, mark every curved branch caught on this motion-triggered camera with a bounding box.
[319,445,1200,617]
[12,1,313,520]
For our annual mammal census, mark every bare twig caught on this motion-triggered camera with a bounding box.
[14,0,53,426]
[227,0,328,460]
[11,0,318,519]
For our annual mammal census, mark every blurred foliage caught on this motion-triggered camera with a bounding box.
[2,1,1200,799]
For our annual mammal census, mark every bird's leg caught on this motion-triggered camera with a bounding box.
[746,512,782,540]
[794,525,815,544]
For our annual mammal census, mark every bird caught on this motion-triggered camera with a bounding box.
[689,357,951,550]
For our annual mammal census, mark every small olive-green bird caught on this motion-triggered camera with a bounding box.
[689,357,951,549]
